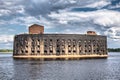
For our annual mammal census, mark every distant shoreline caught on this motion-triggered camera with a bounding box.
[108,48,120,52]
[0,52,13,53]
[0,49,13,53]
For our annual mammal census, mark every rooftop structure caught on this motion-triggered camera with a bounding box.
[29,24,44,34]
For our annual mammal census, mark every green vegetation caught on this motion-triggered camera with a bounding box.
[0,49,13,52]
[108,48,120,52]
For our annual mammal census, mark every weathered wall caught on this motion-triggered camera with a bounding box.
[13,34,107,56]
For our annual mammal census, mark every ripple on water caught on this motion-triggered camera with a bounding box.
[0,52,120,80]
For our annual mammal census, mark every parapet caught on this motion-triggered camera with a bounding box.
[29,24,44,34]
[87,31,97,35]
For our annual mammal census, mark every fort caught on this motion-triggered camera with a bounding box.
[13,24,108,59]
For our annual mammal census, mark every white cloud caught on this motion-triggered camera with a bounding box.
[49,10,120,26]
[0,35,14,43]
[104,27,120,39]
[93,10,120,26]
[108,3,120,9]
[69,0,76,4]
[1,15,55,30]
[85,0,110,8]
[0,0,25,17]
[0,9,11,16]
[48,9,120,39]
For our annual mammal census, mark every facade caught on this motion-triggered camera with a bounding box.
[13,24,108,59]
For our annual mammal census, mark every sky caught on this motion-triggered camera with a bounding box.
[0,0,120,49]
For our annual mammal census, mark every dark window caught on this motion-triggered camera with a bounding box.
[38,45,40,47]
[62,50,65,53]
[25,50,28,53]
[37,50,40,53]
[79,45,81,47]
[57,50,60,52]
[44,45,47,47]
[79,50,81,52]
[85,50,87,52]
[50,50,53,53]
[68,50,71,53]
[57,39,59,42]
[57,45,59,47]
[73,50,76,53]
[44,50,47,53]
[68,45,71,47]
[97,50,99,52]
[103,50,104,52]
[50,39,52,41]
[26,45,28,48]
[32,50,34,53]
[89,50,91,52]
[21,50,24,53]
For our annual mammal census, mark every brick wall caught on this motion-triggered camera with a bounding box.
[29,24,44,34]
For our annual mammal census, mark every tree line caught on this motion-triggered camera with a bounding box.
[108,48,120,52]
[0,49,13,52]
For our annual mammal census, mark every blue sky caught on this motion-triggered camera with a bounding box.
[0,0,120,49]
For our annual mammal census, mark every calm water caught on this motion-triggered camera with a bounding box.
[0,52,120,80]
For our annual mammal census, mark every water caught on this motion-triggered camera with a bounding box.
[0,52,120,80]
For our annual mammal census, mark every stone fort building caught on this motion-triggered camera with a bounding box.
[13,24,108,59]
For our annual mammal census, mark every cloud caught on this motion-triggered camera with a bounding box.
[48,9,120,39]
[92,10,120,27]
[23,0,78,16]
[0,35,14,49]
[85,0,110,9]
[0,35,13,43]
[49,9,120,26]
[104,27,120,39]
[0,9,11,16]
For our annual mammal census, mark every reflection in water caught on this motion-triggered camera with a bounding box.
[0,52,120,80]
